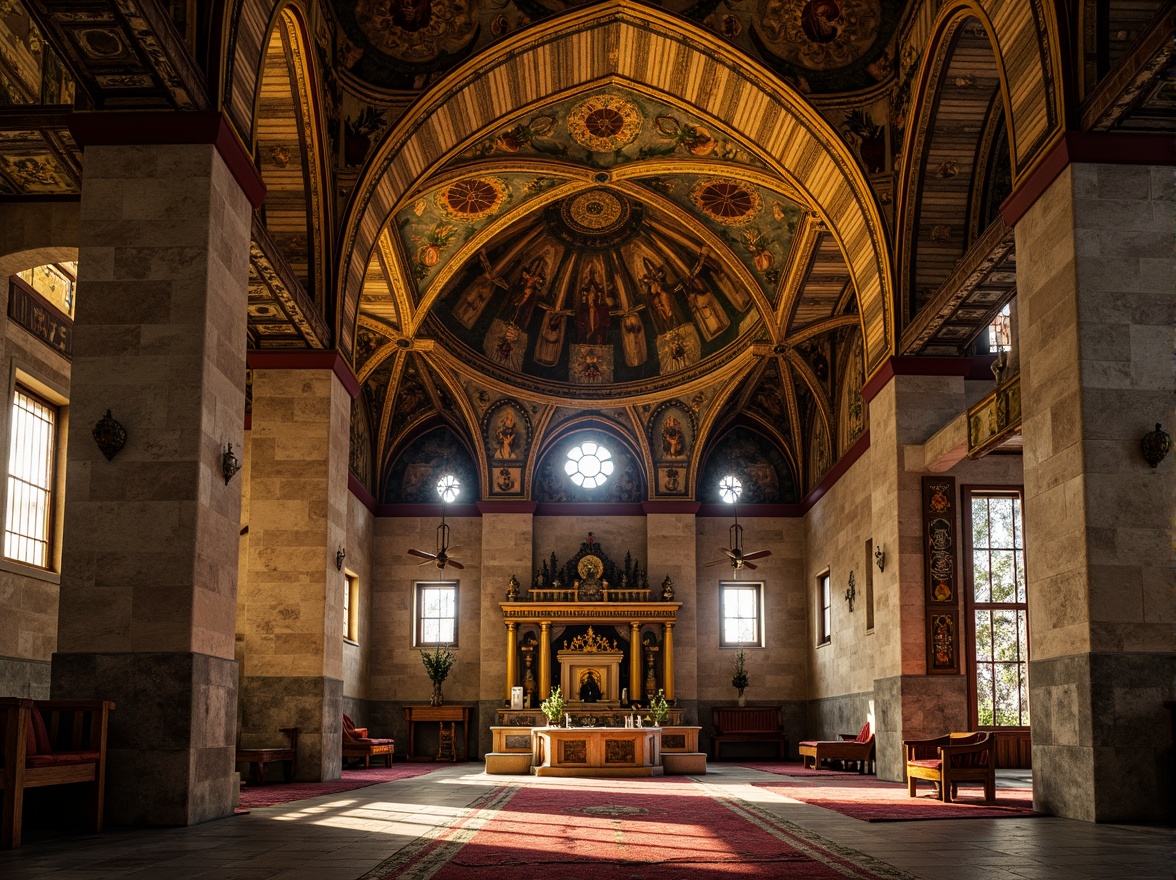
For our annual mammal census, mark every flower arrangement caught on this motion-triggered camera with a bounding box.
[540,686,567,725]
[731,647,749,693]
[647,689,670,726]
[421,644,456,684]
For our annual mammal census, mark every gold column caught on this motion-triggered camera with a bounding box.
[504,622,517,703]
[629,621,642,701]
[539,621,551,699]
[663,622,675,702]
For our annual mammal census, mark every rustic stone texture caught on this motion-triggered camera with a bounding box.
[238,367,351,780]
[479,513,532,706]
[0,656,50,698]
[238,674,342,781]
[648,512,696,699]
[51,142,250,824]
[52,651,237,826]
[873,674,968,781]
[0,200,78,279]
[1017,163,1175,821]
[343,496,374,703]
[806,690,874,742]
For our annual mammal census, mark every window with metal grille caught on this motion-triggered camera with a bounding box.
[966,490,1029,728]
[5,387,57,568]
[719,581,763,647]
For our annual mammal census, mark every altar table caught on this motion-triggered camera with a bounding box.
[531,726,663,777]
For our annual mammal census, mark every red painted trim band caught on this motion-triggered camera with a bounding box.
[862,356,982,404]
[477,501,539,514]
[246,351,361,399]
[348,473,377,513]
[1001,132,1176,227]
[67,111,266,210]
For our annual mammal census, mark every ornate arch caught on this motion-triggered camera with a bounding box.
[337,2,894,378]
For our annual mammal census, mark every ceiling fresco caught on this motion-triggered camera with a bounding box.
[332,0,903,94]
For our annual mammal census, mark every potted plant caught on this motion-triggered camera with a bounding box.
[731,647,749,707]
[421,644,456,707]
[647,689,670,726]
[540,686,567,727]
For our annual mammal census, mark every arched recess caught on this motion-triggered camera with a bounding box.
[696,424,798,505]
[895,7,1014,327]
[0,202,78,279]
[531,420,646,503]
[251,3,331,309]
[337,2,894,379]
[382,420,481,504]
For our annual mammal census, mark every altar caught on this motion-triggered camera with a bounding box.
[531,726,662,777]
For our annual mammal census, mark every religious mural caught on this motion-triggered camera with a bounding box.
[349,396,373,491]
[483,398,532,496]
[330,0,902,94]
[428,180,786,391]
[698,427,797,504]
[837,331,866,454]
[382,425,480,503]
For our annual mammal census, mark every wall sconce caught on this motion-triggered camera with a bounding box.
[845,571,856,612]
[221,443,241,485]
[335,546,346,572]
[1141,423,1170,468]
[92,409,127,461]
[874,544,885,572]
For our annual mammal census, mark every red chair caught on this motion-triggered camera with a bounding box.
[342,714,394,768]
[904,731,995,803]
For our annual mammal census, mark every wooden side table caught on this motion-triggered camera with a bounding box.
[404,706,472,760]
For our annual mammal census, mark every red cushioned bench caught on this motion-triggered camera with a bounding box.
[0,697,115,849]
[342,714,394,769]
[798,721,876,774]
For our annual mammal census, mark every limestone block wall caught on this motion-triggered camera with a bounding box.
[343,494,374,705]
[0,282,72,697]
[369,513,483,749]
[695,515,805,756]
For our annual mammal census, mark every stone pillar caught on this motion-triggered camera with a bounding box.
[629,620,642,701]
[1015,160,1175,822]
[645,507,697,716]
[504,622,517,702]
[868,374,970,780]
[51,116,260,826]
[539,622,552,699]
[239,356,354,781]
[479,508,532,754]
[663,622,675,701]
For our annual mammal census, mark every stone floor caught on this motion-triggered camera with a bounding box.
[0,764,1169,879]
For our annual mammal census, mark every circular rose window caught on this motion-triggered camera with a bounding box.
[564,441,614,489]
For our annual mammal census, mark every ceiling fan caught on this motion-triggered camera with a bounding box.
[704,475,771,574]
[407,475,465,571]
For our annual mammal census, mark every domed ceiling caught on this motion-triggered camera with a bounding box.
[351,45,875,503]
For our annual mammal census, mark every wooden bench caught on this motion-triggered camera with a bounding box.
[342,714,394,769]
[711,706,787,760]
[236,727,298,784]
[798,722,875,774]
[1,697,115,849]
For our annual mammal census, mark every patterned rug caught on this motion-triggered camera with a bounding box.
[363,777,920,879]
[753,775,1039,821]
[237,763,441,810]
[737,761,867,778]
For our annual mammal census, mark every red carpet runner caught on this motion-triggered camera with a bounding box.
[752,777,1038,821]
[364,777,919,880]
[238,764,440,809]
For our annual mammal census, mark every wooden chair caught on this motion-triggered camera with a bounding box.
[904,731,995,803]
[342,714,394,769]
[798,721,875,774]
[1,698,115,849]
[436,722,456,762]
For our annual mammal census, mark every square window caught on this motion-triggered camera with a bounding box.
[719,581,763,647]
[416,581,458,647]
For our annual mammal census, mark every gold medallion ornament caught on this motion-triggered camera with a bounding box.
[439,177,507,221]
[691,178,762,225]
[568,94,643,152]
[567,190,623,230]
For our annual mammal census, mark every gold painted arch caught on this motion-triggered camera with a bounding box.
[337,2,895,378]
